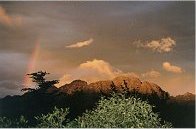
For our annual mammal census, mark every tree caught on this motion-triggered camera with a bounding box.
[0,93,172,128]
[35,107,69,128]
[22,71,59,92]
[27,71,49,86]
[71,93,172,128]
[0,116,28,128]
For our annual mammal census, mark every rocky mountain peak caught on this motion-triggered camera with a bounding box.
[112,75,142,90]
[59,80,88,94]
[59,75,168,98]
[70,80,88,86]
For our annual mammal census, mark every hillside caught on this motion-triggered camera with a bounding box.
[59,75,169,99]
[0,75,195,127]
[169,92,195,104]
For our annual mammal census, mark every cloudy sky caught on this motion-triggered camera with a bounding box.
[0,1,195,97]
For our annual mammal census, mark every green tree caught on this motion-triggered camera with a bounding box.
[0,117,12,128]
[35,107,69,128]
[71,93,172,128]
[22,71,59,92]
[0,116,28,128]
[2,93,172,128]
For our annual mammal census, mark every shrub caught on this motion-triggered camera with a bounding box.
[0,116,28,128]
[0,117,12,128]
[71,93,172,128]
[0,93,172,128]
[35,106,69,128]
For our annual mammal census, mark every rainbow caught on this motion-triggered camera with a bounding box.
[23,40,40,87]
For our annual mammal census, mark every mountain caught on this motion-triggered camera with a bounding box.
[0,75,195,128]
[173,92,195,102]
[59,80,88,94]
[163,92,195,128]
[52,76,196,128]
[59,75,169,99]
[169,92,195,104]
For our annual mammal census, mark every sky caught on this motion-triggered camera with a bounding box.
[0,1,195,97]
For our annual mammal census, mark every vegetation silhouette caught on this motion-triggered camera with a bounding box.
[21,71,59,92]
[0,71,195,127]
[0,94,172,128]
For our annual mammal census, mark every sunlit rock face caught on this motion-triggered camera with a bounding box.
[112,76,142,91]
[88,80,113,93]
[59,75,168,98]
[139,81,166,97]
[59,80,88,94]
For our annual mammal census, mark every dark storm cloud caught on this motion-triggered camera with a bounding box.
[0,83,22,98]
[0,2,194,54]
[0,82,22,98]
[0,1,194,97]
[0,80,21,90]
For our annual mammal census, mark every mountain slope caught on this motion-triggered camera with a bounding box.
[0,75,195,128]
[59,75,169,99]
[171,92,195,103]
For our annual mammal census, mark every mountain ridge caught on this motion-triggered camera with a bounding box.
[0,75,195,128]
[58,75,169,98]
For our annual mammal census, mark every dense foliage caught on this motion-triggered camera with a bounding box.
[71,93,172,128]
[21,71,59,92]
[35,107,69,128]
[0,93,172,128]
[0,71,194,127]
[0,116,28,128]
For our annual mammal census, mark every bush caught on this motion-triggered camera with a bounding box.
[35,106,69,128]
[71,93,172,128]
[0,117,12,128]
[0,116,28,128]
[0,93,172,128]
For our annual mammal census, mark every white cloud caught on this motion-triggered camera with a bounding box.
[119,72,140,78]
[66,38,93,48]
[56,74,73,87]
[56,59,140,87]
[142,70,161,78]
[78,59,121,79]
[57,59,167,87]
[134,37,176,53]
[0,6,21,26]
[162,62,183,73]
[56,59,122,87]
